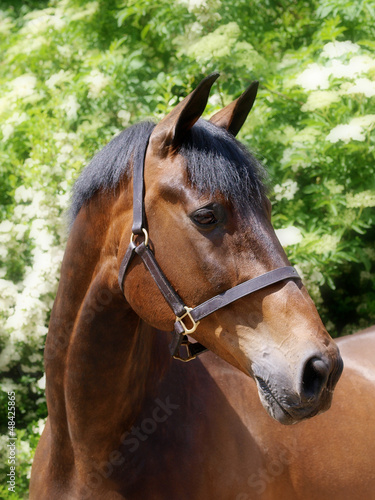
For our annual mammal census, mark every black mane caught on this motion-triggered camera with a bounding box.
[70,119,266,223]
[70,121,156,223]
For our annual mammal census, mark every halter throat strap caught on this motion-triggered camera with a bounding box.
[118,131,301,362]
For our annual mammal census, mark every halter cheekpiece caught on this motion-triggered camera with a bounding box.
[118,131,301,362]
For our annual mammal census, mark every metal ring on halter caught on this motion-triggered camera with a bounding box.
[130,228,149,247]
[172,339,197,362]
[175,306,200,335]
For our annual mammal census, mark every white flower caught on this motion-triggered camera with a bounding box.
[6,293,48,341]
[0,345,20,371]
[0,15,14,35]
[14,224,27,240]
[0,235,11,248]
[14,185,34,203]
[33,418,46,436]
[280,148,293,165]
[57,191,70,210]
[179,0,207,11]
[22,15,50,34]
[29,352,43,363]
[56,152,69,165]
[280,146,311,171]
[0,378,19,393]
[322,41,360,59]
[187,22,241,61]
[60,144,73,154]
[16,35,47,54]
[37,374,46,390]
[4,243,61,343]
[189,0,207,7]
[339,55,375,76]
[317,56,375,81]
[45,70,72,89]
[350,114,375,129]
[292,127,321,144]
[1,123,14,142]
[84,70,110,99]
[13,190,48,221]
[346,190,375,208]
[346,78,375,98]
[1,112,28,141]
[0,220,14,233]
[56,44,73,57]
[9,74,37,99]
[310,269,324,284]
[302,90,340,111]
[296,52,375,92]
[313,234,340,254]
[295,63,330,90]
[18,439,31,456]
[53,130,78,147]
[190,22,203,35]
[117,110,131,127]
[0,278,18,309]
[7,112,28,125]
[30,222,54,251]
[275,226,303,246]
[327,114,375,144]
[329,59,362,79]
[326,124,365,143]
[0,96,15,116]
[21,11,65,35]
[53,131,69,143]
[208,93,221,107]
[60,94,80,120]
[325,180,344,195]
[69,2,99,21]
[274,179,298,201]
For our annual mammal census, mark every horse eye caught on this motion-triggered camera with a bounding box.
[191,208,218,226]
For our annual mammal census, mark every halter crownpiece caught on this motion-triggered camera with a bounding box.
[118,75,301,362]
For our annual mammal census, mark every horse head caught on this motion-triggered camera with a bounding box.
[118,74,343,425]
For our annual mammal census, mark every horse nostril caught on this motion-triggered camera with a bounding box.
[301,357,330,400]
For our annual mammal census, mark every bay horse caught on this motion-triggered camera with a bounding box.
[30,74,375,499]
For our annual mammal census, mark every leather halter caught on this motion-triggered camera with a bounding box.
[118,131,301,362]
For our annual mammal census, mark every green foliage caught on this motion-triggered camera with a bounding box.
[0,0,374,496]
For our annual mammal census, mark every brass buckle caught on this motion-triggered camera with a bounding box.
[175,306,200,335]
[173,307,200,362]
[130,228,149,247]
[172,338,197,363]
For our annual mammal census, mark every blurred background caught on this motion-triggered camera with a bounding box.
[0,0,374,496]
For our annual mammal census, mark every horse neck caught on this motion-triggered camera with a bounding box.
[44,189,171,465]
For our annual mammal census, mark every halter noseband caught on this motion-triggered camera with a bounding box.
[118,131,300,362]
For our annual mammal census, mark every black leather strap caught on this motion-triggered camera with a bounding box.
[118,241,137,293]
[135,243,186,318]
[171,336,208,362]
[118,241,187,317]
[173,266,300,336]
[132,134,151,235]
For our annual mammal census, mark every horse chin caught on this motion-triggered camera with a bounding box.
[262,402,298,426]
[254,376,333,426]
[255,379,299,425]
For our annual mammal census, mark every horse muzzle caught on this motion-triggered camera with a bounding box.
[254,351,344,425]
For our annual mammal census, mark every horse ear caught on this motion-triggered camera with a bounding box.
[209,81,259,137]
[150,72,220,152]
